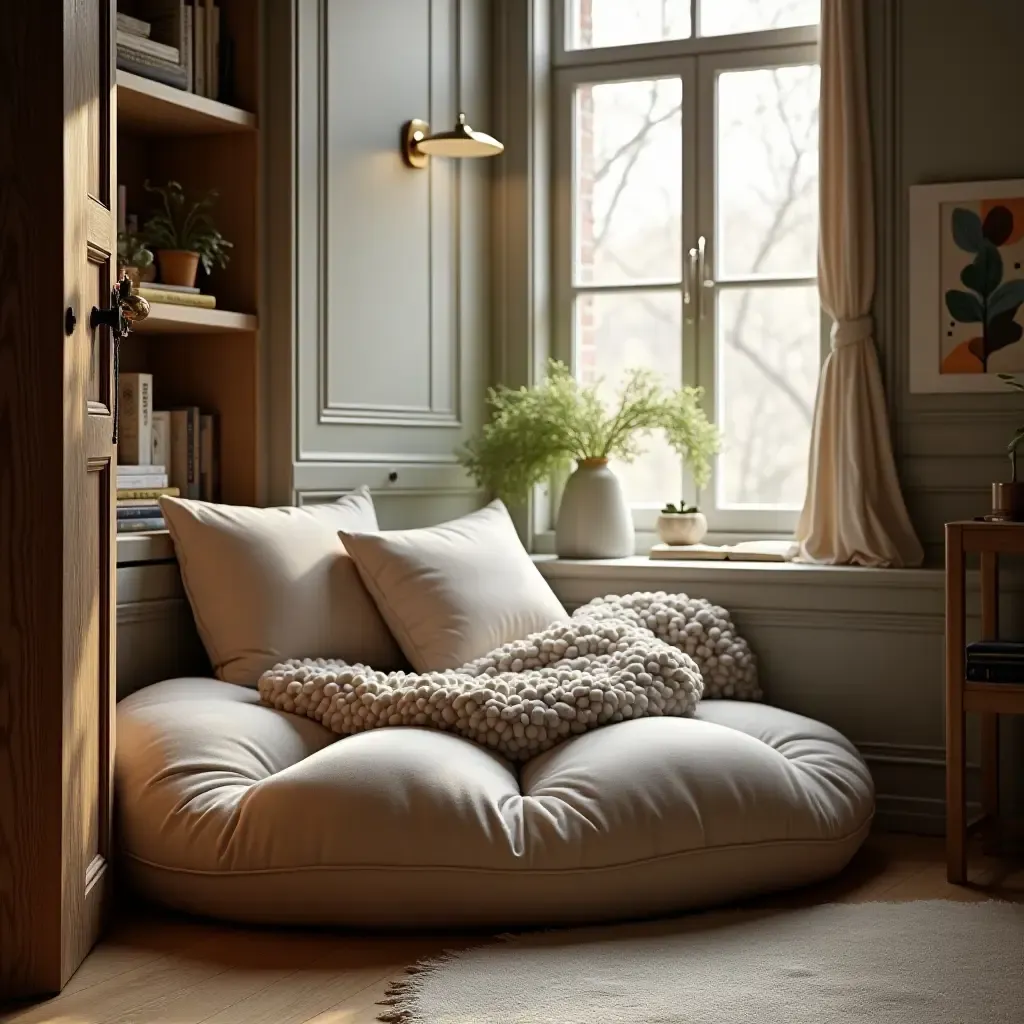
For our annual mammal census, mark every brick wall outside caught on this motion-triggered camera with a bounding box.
[576,0,597,386]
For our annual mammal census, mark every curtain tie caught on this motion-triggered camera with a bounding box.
[830,315,873,350]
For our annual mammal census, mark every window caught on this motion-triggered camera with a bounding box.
[554,1,821,536]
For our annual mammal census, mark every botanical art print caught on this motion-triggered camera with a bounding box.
[940,197,1024,375]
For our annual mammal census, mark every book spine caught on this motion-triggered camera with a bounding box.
[117,518,167,533]
[212,3,220,100]
[117,372,152,466]
[194,4,205,96]
[151,411,170,468]
[137,289,216,308]
[116,487,180,500]
[169,410,188,496]
[117,506,163,520]
[183,4,193,93]
[200,414,215,501]
[188,407,200,498]
[116,464,166,475]
[143,282,199,294]
[116,475,168,489]
[117,497,167,508]
[116,30,180,63]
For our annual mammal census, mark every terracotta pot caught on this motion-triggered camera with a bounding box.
[157,250,200,288]
[656,511,708,546]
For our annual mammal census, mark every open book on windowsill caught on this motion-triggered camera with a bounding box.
[649,539,794,562]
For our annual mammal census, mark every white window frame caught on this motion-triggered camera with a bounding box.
[551,2,823,541]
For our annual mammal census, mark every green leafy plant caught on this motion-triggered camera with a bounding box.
[458,360,721,503]
[998,373,1024,481]
[661,502,700,515]
[945,205,1024,370]
[142,180,233,274]
[116,230,153,269]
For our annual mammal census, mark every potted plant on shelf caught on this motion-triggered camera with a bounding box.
[142,180,233,289]
[458,360,720,558]
[116,230,154,289]
[657,502,707,546]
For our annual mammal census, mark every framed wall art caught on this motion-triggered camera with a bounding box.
[909,179,1024,392]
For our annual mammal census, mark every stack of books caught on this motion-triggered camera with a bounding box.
[116,4,191,91]
[136,283,216,309]
[118,373,220,522]
[117,465,176,533]
[116,2,229,101]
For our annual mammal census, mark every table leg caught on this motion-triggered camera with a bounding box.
[979,551,1000,825]
[946,525,967,884]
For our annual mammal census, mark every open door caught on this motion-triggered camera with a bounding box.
[0,0,126,996]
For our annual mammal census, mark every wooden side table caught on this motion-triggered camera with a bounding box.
[945,521,1024,883]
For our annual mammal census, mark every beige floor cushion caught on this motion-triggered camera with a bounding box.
[116,680,874,927]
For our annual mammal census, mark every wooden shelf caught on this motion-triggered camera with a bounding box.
[116,531,175,565]
[117,71,257,135]
[132,303,257,335]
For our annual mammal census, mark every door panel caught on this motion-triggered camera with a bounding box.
[0,0,116,997]
[60,0,117,986]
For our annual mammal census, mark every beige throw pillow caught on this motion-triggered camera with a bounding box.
[340,501,568,672]
[161,489,405,685]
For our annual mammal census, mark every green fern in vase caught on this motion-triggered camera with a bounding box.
[458,360,720,503]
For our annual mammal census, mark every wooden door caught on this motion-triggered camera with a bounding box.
[0,0,118,998]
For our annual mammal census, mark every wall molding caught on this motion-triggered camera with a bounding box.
[314,0,463,431]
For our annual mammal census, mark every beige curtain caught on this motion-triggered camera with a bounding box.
[793,0,923,567]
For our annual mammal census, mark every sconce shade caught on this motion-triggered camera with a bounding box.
[402,113,503,168]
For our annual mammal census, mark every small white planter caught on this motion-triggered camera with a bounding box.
[556,458,634,558]
[656,511,708,546]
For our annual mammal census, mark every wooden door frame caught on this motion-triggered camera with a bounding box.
[0,1,117,998]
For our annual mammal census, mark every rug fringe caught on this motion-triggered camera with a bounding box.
[377,949,476,1023]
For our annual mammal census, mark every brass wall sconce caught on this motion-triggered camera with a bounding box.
[401,113,504,169]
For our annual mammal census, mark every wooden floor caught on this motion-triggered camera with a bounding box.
[3,835,1022,1024]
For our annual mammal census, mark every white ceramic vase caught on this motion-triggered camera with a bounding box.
[555,458,634,558]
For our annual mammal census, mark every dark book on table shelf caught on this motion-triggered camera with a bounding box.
[964,641,1024,683]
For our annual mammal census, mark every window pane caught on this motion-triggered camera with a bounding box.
[575,291,683,504]
[716,285,819,508]
[570,0,692,49]
[700,0,819,37]
[716,64,819,278]
[575,78,683,286]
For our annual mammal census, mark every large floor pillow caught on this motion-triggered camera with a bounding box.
[115,679,874,927]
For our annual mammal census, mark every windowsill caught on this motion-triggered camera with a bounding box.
[532,554,943,588]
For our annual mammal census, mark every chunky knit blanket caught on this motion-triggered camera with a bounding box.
[258,591,760,762]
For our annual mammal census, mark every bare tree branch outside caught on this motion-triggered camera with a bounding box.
[571,0,820,514]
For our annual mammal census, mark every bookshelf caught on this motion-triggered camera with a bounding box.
[117,0,261,564]
[134,303,258,334]
[117,70,257,134]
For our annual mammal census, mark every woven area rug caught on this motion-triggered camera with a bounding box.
[380,901,1024,1023]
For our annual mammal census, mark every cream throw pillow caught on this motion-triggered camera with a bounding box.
[161,489,405,685]
[340,501,568,672]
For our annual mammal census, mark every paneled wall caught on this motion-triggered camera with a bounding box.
[265,0,491,520]
[870,0,1024,565]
